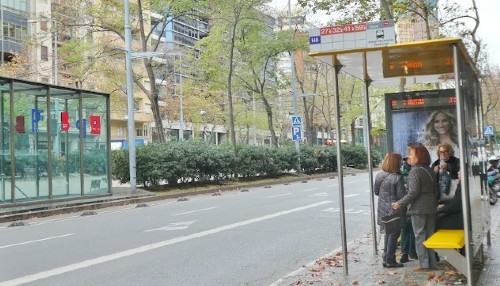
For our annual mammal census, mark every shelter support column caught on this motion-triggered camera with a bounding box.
[362,52,377,255]
[453,44,473,286]
[333,56,348,276]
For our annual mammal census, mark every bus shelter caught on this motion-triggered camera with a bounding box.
[309,38,489,285]
[0,76,111,206]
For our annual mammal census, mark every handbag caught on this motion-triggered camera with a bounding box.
[439,170,452,195]
[381,212,401,234]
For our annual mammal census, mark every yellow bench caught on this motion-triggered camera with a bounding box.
[423,229,466,276]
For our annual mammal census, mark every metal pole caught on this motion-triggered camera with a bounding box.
[453,44,473,286]
[288,0,300,171]
[253,91,257,145]
[333,56,348,275]
[362,52,377,255]
[124,0,137,193]
[1,0,4,65]
[53,20,58,85]
[179,55,184,141]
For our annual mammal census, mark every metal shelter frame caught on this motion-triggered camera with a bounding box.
[309,38,489,285]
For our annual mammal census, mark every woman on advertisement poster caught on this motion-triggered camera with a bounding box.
[423,110,459,162]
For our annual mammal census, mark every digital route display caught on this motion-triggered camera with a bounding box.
[386,89,456,110]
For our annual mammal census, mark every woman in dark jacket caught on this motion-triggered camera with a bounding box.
[392,144,438,271]
[374,153,406,268]
[432,143,460,200]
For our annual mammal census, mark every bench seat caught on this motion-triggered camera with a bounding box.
[424,229,466,277]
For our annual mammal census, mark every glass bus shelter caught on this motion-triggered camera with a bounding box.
[309,38,488,285]
[0,76,111,205]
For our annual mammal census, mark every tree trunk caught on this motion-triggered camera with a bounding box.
[261,95,278,147]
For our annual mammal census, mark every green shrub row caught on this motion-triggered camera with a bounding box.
[112,141,382,188]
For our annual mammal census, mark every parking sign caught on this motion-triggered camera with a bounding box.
[292,126,302,141]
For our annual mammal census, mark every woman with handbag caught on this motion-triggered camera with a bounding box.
[392,144,438,271]
[374,153,406,268]
[431,143,460,201]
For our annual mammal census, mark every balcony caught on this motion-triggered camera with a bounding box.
[110,110,153,123]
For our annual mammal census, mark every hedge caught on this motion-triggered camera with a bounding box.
[112,141,382,188]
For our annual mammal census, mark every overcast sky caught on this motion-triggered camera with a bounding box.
[271,0,500,67]
[476,0,499,67]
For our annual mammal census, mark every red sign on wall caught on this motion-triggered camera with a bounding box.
[15,116,25,133]
[61,112,70,132]
[90,115,101,135]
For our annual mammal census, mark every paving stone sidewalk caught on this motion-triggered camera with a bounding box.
[270,204,500,286]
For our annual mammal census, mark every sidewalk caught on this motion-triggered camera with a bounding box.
[270,204,500,286]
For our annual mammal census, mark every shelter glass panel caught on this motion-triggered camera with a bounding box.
[10,82,50,202]
[82,95,109,195]
[0,88,11,203]
[50,90,82,198]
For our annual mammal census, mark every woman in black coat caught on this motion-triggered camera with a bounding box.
[374,153,406,268]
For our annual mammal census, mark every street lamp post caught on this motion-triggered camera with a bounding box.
[124,0,164,193]
[288,0,300,172]
[124,0,137,194]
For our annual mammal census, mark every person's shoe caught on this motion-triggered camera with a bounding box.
[409,253,418,260]
[400,254,409,263]
[383,262,387,267]
[386,262,404,268]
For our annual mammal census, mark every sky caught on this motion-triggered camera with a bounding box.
[475,0,500,67]
[271,0,500,67]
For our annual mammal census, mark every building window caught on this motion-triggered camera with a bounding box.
[136,128,143,137]
[41,46,49,61]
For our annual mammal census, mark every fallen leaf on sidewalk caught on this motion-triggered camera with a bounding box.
[427,273,436,280]
[376,280,386,284]
[352,280,359,285]
[310,263,325,272]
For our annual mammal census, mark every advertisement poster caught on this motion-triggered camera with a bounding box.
[386,89,458,163]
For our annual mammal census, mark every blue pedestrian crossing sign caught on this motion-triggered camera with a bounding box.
[292,126,302,141]
[484,126,494,136]
[291,116,302,126]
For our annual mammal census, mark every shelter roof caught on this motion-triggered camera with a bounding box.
[308,38,477,87]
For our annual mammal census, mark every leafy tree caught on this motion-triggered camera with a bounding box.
[53,0,208,143]
[234,21,306,147]
[194,0,272,155]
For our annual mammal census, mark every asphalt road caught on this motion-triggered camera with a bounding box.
[0,172,377,286]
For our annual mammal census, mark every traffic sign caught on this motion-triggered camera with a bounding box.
[291,116,302,126]
[292,126,302,141]
[484,126,494,136]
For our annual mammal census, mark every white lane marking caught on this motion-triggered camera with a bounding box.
[302,188,319,192]
[310,192,328,197]
[344,194,360,198]
[171,207,218,216]
[0,201,332,286]
[322,208,364,214]
[0,234,74,250]
[266,193,292,198]
[345,209,363,214]
[144,221,196,232]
